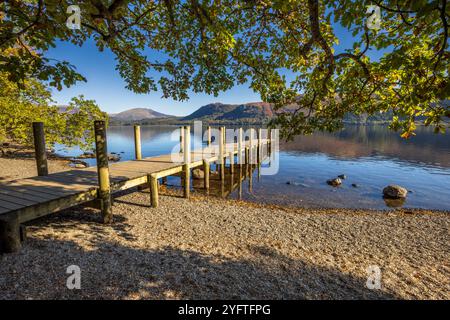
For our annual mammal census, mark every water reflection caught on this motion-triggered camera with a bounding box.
[280,125,450,169]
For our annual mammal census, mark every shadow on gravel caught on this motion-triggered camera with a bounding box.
[0,207,398,300]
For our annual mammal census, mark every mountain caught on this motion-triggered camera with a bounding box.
[182,102,276,123]
[110,108,171,121]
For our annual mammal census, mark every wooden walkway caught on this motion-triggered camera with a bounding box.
[0,122,273,252]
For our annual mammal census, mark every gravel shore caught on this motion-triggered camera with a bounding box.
[0,157,448,299]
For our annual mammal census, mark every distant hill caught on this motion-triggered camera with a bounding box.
[107,100,449,126]
[110,108,172,121]
[182,102,276,123]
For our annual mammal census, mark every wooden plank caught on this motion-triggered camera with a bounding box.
[153,166,183,179]
[0,188,55,203]
[13,177,94,192]
[111,175,148,192]
[10,178,82,191]
[0,183,76,198]
[0,206,10,214]
[12,189,98,223]
[0,186,58,202]
[42,174,98,187]
[0,200,23,211]
[0,193,37,207]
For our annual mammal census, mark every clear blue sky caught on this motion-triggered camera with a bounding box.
[47,22,383,116]
[47,39,263,116]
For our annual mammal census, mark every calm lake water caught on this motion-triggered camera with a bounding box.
[60,125,450,210]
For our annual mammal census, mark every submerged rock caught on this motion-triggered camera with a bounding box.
[338,174,346,179]
[383,185,408,199]
[351,183,358,188]
[327,178,342,187]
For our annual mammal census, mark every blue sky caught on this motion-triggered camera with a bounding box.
[47,21,383,116]
[47,39,262,116]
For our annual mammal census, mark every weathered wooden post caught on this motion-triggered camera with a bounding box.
[219,126,225,182]
[0,212,21,253]
[179,126,184,153]
[32,122,48,176]
[94,120,113,224]
[203,159,210,193]
[134,125,142,160]
[249,128,254,165]
[207,126,211,146]
[183,125,191,198]
[238,158,243,200]
[238,128,243,167]
[229,130,235,175]
[257,128,262,164]
[245,147,249,166]
[149,174,159,208]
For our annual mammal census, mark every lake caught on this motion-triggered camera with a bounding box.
[60,125,450,210]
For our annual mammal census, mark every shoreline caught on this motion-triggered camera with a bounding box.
[0,156,448,299]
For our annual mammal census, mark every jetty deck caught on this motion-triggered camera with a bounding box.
[0,122,274,253]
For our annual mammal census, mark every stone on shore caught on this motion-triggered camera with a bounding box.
[193,168,205,179]
[70,160,89,168]
[383,185,408,199]
[78,152,95,159]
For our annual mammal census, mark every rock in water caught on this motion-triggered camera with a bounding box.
[192,168,204,179]
[79,152,95,159]
[383,185,408,199]
[338,174,346,179]
[327,178,342,187]
[351,183,358,188]
[108,154,121,162]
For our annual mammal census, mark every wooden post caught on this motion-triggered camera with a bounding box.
[245,147,249,165]
[229,129,235,175]
[238,128,243,167]
[183,125,191,198]
[94,120,112,224]
[32,122,48,176]
[249,128,254,165]
[207,126,211,146]
[203,159,210,194]
[257,128,262,164]
[230,148,234,175]
[134,125,142,160]
[249,157,253,192]
[219,126,225,182]
[149,174,159,208]
[0,213,21,253]
[179,126,184,153]
[238,162,243,200]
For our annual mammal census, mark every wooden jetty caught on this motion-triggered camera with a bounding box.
[0,122,274,253]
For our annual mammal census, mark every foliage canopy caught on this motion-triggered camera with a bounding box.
[1,0,449,138]
[0,70,106,151]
